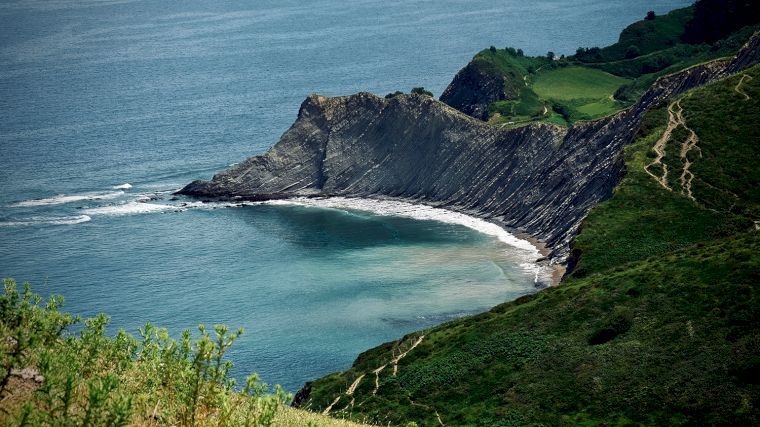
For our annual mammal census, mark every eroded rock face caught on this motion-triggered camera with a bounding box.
[180,33,760,262]
[439,62,510,120]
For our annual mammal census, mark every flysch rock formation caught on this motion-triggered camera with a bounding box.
[180,33,760,265]
[438,61,512,120]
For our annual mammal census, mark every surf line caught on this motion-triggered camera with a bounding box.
[262,196,557,285]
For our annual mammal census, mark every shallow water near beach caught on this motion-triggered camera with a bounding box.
[0,0,690,391]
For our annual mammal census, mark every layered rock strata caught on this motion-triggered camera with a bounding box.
[180,34,760,263]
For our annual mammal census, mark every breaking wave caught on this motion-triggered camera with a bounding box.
[0,215,91,227]
[11,191,125,207]
[82,201,176,216]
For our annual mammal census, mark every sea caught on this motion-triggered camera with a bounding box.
[0,0,692,392]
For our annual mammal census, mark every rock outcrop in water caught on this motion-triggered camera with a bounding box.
[180,34,760,263]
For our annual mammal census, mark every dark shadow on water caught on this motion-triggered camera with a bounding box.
[229,203,488,250]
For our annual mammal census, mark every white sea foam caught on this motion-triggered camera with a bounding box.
[0,215,91,227]
[83,201,176,216]
[11,191,125,207]
[112,183,133,189]
[263,197,554,284]
[265,197,539,253]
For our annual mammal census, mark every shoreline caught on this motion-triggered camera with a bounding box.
[238,194,565,287]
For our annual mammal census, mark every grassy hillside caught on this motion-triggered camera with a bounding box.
[570,63,760,277]
[0,280,372,427]
[302,65,760,426]
[575,7,694,63]
[464,1,760,126]
[475,49,631,127]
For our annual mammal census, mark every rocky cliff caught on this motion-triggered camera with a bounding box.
[438,61,512,120]
[180,34,760,263]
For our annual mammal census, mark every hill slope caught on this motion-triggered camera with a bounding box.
[442,2,760,126]
[295,63,760,426]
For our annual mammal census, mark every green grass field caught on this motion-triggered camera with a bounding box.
[532,66,630,101]
[467,4,758,126]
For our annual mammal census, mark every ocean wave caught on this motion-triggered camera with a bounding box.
[11,191,125,207]
[112,183,133,189]
[83,201,176,216]
[265,197,539,254]
[0,215,91,227]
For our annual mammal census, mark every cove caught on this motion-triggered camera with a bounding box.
[0,190,540,392]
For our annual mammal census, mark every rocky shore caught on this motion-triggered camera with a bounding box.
[180,33,760,266]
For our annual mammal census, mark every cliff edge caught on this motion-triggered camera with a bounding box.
[180,33,760,263]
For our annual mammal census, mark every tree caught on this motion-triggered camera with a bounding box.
[625,45,641,59]
[645,10,656,20]
[546,51,555,61]
[411,87,433,97]
[384,91,404,99]
[489,45,497,53]
[516,48,524,56]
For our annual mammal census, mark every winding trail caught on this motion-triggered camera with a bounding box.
[644,99,702,202]
[735,74,753,100]
[675,100,702,202]
[323,334,426,417]
[371,365,386,395]
[644,101,678,191]
[391,334,425,376]
[346,374,365,396]
[322,396,341,416]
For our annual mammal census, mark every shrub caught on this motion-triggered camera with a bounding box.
[625,45,641,59]
[588,307,634,345]
[0,280,291,426]
[411,87,433,97]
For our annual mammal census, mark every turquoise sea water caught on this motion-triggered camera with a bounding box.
[0,0,691,392]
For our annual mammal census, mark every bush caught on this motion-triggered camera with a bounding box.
[0,280,291,426]
[588,307,634,345]
[625,45,641,59]
[411,87,433,97]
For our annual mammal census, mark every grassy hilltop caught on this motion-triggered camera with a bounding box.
[300,62,760,426]
[465,1,760,128]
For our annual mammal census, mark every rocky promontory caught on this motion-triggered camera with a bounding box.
[180,33,760,263]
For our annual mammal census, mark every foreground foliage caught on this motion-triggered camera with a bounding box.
[0,281,368,427]
[301,63,760,426]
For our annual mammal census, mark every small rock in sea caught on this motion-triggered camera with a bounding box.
[169,197,179,201]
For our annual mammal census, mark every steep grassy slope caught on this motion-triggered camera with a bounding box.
[300,65,760,426]
[570,63,760,277]
[575,7,694,63]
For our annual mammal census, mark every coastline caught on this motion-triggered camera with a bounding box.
[247,194,564,287]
